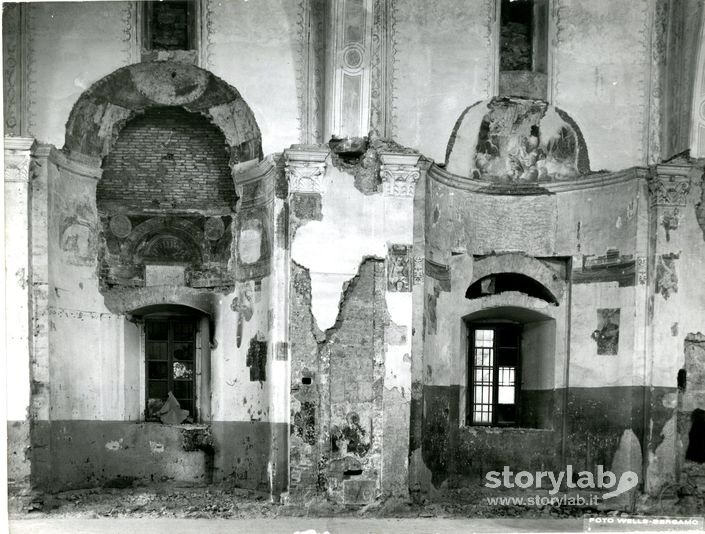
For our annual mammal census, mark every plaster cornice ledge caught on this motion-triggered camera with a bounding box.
[429,163,648,194]
[50,148,103,180]
[233,154,278,188]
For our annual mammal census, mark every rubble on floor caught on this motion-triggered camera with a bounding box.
[9,483,702,520]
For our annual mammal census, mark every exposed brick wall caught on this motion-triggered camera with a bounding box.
[98,107,235,212]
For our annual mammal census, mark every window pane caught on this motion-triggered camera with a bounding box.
[473,406,493,424]
[173,342,193,360]
[148,381,168,399]
[475,329,494,348]
[475,368,492,384]
[173,381,192,400]
[474,348,493,366]
[148,361,168,380]
[147,321,168,340]
[147,342,168,360]
[173,361,193,380]
[173,321,194,341]
[498,385,515,404]
[497,347,518,366]
[498,366,515,385]
[474,385,493,405]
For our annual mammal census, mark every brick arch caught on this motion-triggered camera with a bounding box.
[470,253,565,303]
[64,61,262,167]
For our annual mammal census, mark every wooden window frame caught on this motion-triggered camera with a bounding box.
[145,316,197,422]
[467,322,522,427]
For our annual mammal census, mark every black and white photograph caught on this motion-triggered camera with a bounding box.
[2,0,705,532]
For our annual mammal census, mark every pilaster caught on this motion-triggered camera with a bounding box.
[380,150,422,499]
[4,136,35,490]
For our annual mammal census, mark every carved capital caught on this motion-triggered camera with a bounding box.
[4,136,35,183]
[284,145,329,194]
[650,168,691,207]
[379,152,421,197]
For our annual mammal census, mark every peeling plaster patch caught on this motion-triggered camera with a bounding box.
[646,414,677,494]
[149,441,165,453]
[387,324,407,345]
[656,253,679,299]
[610,429,642,502]
[291,164,411,331]
[425,260,451,292]
[592,308,620,355]
[661,392,678,409]
[696,175,705,240]
[291,193,322,221]
[105,440,122,451]
[246,336,267,382]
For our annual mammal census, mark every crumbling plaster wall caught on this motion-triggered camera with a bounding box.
[27,147,284,493]
[288,146,421,501]
[646,166,705,494]
[415,166,650,488]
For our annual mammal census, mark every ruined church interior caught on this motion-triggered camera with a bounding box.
[4,0,705,519]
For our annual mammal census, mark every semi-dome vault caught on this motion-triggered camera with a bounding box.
[445,97,590,182]
[64,61,262,166]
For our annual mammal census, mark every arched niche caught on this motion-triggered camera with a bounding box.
[63,61,262,166]
[466,273,558,305]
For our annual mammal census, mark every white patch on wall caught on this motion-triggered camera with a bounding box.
[149,441,165,454]
[104,440,122,451]
[292,164,412,331]
[145,264,185,286]
[239,225,262,264]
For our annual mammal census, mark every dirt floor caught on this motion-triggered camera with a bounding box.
[11,483,701,521]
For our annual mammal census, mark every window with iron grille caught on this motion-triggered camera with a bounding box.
[468,324,521,426]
